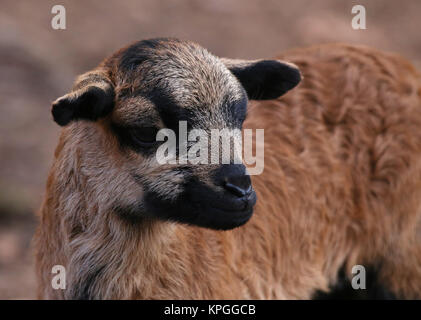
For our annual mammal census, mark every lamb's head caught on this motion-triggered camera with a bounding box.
[51,38,301,230]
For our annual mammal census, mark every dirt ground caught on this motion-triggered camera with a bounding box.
[0,0,420,299]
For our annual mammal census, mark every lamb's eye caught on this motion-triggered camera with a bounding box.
[131,127,158,147]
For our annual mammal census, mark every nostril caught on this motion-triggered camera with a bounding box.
[224,182,247,197]
[212,165,252,198]
[223,176,252,198]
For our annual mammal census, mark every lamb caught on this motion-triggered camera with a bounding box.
[34,38,421,299]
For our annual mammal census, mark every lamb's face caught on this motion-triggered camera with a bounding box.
[51,38,301,230]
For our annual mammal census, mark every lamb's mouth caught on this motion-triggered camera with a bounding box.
[144,184,257,230]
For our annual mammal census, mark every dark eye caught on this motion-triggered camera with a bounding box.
[131,127,159,147]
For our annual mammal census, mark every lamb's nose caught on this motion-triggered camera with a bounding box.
[224,175,252,198]
[212,164,253,198]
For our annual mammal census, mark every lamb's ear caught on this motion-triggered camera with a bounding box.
[222,58,301,100]
[51,70,115,126]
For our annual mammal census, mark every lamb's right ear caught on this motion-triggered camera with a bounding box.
[51,70,115,126]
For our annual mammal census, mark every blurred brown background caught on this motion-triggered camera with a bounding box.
[0,0,420,299]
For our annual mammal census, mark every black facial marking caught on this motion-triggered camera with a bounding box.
[111,123,160,156]
[119,38,164,72]
[139,166,256,230]
[147,87,196,132]
[221,92,248,128]
[313,265,396,300]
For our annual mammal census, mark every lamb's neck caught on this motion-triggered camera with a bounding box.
[60,194,177,299]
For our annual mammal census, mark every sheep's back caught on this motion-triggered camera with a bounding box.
[240,43,421,298]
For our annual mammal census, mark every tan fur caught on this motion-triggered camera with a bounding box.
[35,43,421,299]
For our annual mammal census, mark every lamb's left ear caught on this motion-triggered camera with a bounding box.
[51,70,115,126]
[222,58,302,100]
